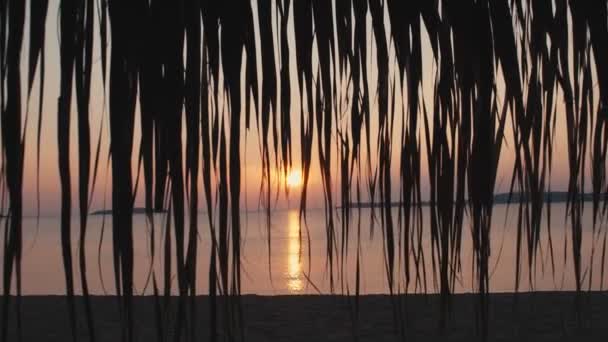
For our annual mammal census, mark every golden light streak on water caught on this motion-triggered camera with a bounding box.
[286,210,303,292]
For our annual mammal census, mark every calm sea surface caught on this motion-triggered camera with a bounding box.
[4,203,607,295]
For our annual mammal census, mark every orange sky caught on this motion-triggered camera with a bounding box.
[14,1,584,216]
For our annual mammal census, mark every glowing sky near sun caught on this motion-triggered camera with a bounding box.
[11,1,583,217]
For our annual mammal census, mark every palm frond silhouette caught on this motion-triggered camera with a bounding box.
[1,1,608,341]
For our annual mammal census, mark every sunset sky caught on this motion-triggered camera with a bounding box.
[14,1,581,217]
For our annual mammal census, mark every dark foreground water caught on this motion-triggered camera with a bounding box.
[2,293,607,341]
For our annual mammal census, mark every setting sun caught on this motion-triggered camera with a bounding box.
[285,170,303,189]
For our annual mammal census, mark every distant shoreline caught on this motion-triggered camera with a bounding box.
[346,191,599,209]
[12,192,605,217]
[89,208,168,216]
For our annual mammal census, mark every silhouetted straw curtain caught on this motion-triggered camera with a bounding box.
[1,0,608,341]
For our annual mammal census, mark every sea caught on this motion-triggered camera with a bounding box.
[4,203,607,295]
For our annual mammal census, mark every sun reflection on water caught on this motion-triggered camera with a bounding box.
[287,210,303,292]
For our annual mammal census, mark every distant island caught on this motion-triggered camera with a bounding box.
[90,208,168,216]
[492,191,595,203]
[346,191,600,209]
